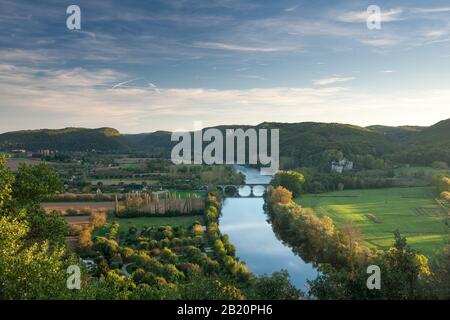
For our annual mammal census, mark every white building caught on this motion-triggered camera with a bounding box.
[331,158,354,173]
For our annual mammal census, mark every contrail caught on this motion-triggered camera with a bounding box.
[111,78,140,89]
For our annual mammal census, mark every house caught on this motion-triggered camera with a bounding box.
[331,158,354,173]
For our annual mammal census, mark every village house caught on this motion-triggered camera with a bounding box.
[331,158,354,173]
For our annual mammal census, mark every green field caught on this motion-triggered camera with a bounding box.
[94,215,204,237]
[296,187,449,256]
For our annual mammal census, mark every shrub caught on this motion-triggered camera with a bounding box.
[65,208,79,216]
[78,227,93,249]
[80,207,93,216]
[70,224,83,236]
[90,211,107,229]
[160,248,177,264]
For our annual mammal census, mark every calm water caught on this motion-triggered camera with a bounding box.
[219,166,318,290]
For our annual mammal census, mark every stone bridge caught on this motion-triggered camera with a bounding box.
[217,183,269,198]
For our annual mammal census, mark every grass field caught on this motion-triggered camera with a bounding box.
[94,215,205,237]
[296,187,449,257]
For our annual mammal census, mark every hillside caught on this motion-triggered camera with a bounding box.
[0,127,133,152]
[407,119,450,148]
[366,125,425,142]
[256,122,397,166]
[1,119,448,165]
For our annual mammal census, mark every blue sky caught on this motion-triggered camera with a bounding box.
[0,0,450,133]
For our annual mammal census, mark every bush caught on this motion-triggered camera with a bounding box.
[432,161,448,170]
[80,207,93,215]
[271,170,305,196]
[90,211,107,229]
[78,227,93,249]
[440,191,450,203]
[70,224,83,236]
[160,248,177,264]
[65,208,79,216]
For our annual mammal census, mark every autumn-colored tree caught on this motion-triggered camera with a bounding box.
[269,186,292,205]
[90,210,107,229]
[78,227,93,249]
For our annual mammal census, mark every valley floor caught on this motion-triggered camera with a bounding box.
[297,186,449,257]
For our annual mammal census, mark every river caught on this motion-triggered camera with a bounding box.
[219,166,318,290]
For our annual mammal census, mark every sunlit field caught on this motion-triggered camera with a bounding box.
[297,187,449,256]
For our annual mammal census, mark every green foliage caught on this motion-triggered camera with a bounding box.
[298,187,448,256]
[0,154,14,211]
[13,163,63,205]
[0,216,71,299]
[160,247,177,264]
[247,270,303,300]
[267,191,369,270]
[26,207,69,245]
[271,170,305,196]
[0,127,132,152]
[308,231,433,300]
[432,161,448,170]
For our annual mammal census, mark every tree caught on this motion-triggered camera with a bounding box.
[160,247,177,264]
[26,207,69,245]
[0,216,71,299]
[425,245,450,299]
[90,210,107,229]
[0,155,14,211]
[271,170,305,197]
[179,274,245,300]
[249,270,303,300]
[78,227,93,249]
[268,186,292,205]
[308,231,431,300]
[12,163,63,205]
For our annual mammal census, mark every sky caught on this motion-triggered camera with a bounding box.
[0,0,450,133]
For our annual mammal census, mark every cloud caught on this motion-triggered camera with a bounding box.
[285,6,299,12]
[0,63,449,132]
[313,76,355,86]
[336,8,403,23]
[359,38,399,47]
[192,42,291,52]
[411,7,450,14]
[111,78,140,89]
[425,30,449,38]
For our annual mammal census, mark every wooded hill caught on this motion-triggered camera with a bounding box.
[1,119,449,165]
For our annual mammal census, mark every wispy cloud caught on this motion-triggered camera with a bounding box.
[0,63,449,132]
[111,78,140,89]
[411,7,450,14]
[359,38,400,47]
[192,42,291,52]
[285,5,299,12]
[313,76,355,86]
[336,8,403,23]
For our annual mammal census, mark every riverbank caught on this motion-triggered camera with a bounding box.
[219,166,318,289]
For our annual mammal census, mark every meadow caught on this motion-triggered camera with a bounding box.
[297,186,449,256]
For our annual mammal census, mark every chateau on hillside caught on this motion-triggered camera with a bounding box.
[331,158,354,173]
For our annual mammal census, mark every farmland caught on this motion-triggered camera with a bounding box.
[42,201,115,213]
[297,186,449,256]
[94,215,205,236]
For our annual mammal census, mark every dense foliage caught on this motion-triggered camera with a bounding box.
[265,185,450,299]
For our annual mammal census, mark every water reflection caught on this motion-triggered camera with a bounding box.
[220,166,318,290]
